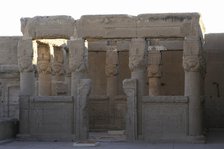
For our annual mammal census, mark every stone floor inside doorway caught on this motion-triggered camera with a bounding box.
[0,129,224,149]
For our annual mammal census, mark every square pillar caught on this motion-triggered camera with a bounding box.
[76,79,91,140]
[105,45,119,128]
[68,38,88,97]
[123,79,137,141]
[129,38,147,137]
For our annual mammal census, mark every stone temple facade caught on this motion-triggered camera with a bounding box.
[0,13,223,143]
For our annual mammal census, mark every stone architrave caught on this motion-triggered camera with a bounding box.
[36,41,52,96]
[123,79,137,141]
[105,45,119,127]
[75,79,91,141]
[183,37,205,137]
[129,38,147,136]
[147,46,166,96]
[20,15,76,39]
[68,38,88,97]
[17,39,35,96]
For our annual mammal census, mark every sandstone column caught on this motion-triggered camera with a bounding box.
[18,39,34,135]
[65,47,71,95]
[68,38,90,140]
[105,45,119,127]
[68,38,88,97]
[76,79,91,140]
[18,39,35,96]
[129,38,147,136]
[147,46,166,96]
[123,79,137,141]
[36,42,52,96]
[52,46,65,95]
[183,37,205,136]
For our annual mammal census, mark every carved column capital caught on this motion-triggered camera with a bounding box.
[183,55,206,72]
[37,61,52,74]
[52,46,65,76]
[36,41,51,74]
[147,65,161,78]
[147,46,165,78]
[105,46,119,77]
[17,39,33,72]
[68,39,88,73]
[129,38,147,71]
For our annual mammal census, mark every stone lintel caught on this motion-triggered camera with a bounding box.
[77,13,202,39]
[32,96,73,102]
[148,45,167,51]
[0,65,19,73]
[77,15,136,38]
[183,37,202,56]
[21,16,76,39]
[88,39,183,51]
[142,96,189,103]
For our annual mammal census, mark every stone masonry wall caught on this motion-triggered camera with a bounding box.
[204,33,224,128]
[0,37,21,119]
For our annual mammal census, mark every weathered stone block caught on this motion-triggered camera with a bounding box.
[88,39,130,52]
[136,13,198,37]
[0,37,21,65]
[21,16,76,39]
[0,118,18,140]
[142,96,188,142]
[76,79,91,140]
[123,79,137,141]
[77,15,136,38]
[27,96,75,141]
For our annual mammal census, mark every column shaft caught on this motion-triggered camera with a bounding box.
[20,72,35,96]
[105,47,119,128]
[38,73,52,96]
[185,71,202,135]
[36,41,51,96]
[129,38,147,136]
[148,77,160,96]
[183,37,205,136]
[17,39,34,135]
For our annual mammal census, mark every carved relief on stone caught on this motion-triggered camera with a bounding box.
[122,78,137,141]
[36,41,51,74]
[37,61,51,74]
[147,46,165,78]
[129,38,147,71]
[52,46,65,76]
[76,79,91,140]
[123,79,137,98]
[17,39,33,72]
[147,65,161,78]
[105,46,119,77]
[183,55,205,72]
[18,57,33,72]
[68,39,88,73]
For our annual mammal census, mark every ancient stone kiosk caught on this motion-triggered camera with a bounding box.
[0,13,214,143]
